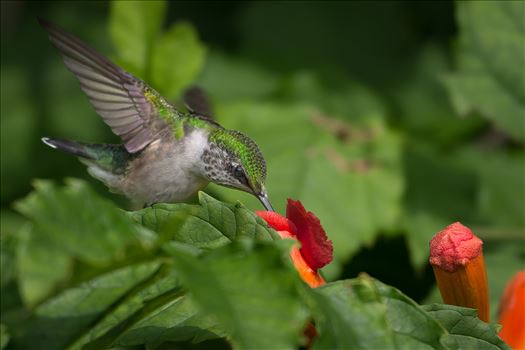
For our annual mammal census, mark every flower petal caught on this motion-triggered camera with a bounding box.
[286,199,333,270]
[256,210,297,235]
[289,246,326,288]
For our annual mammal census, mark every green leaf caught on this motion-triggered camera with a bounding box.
[107,292,224,349]
[151,22,206,101]
[17,261,161,350]
[423,304,510,350]
[473,152,525,228]
[444,1,525,142]
[197,51,279,101]
[0,324,9,350]
[109,0,166,77]
[14,179,148,306]
[312,276,449,350]
[169,241,308,350]
[129,192,279,248]
[71,267,224,350]
[210,101,403,278]
[388,44,485,146]
[15,179,144,266]
[16,225,72,306]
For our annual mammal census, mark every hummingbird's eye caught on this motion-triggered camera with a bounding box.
[234,165,245,180]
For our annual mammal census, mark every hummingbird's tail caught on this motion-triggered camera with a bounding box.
[41,137,131,173]
[42,137,131,193]
[42,137,94,159]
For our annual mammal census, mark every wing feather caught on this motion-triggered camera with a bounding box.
[39,18,171,153]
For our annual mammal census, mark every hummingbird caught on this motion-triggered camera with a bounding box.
[38,18,273,211]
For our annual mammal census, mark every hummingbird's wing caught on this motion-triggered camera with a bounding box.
[38,18,170,154]
[183,86,214,119]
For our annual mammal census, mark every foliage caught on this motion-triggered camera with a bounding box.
[0,180,510,349]
[0,1,523,348]
[443,1,525,142]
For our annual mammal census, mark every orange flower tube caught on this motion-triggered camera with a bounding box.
[498,271,525,349]
[429,222,489,322]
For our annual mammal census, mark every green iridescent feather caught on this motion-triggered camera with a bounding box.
[210,129,267,188]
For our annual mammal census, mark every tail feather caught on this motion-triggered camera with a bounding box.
[42,137,130,192]
[41,137,94,159]
[41,137,132,174]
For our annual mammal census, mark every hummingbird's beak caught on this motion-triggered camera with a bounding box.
[257,192,274,212]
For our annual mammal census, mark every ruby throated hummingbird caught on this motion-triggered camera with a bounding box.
[38,19,273,211]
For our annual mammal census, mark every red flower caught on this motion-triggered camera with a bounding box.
[498,271,525,349]
[257,199,333,287]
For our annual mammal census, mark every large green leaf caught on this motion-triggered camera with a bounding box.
[151,22,207,102]
[210,101,403,277]
[312,276,449,349]
[15,179,144,266]
[129,191,280,248]
[15,261,161,350]
[14,179,147,305]
[109,0,166,78]
[312,276,509,350]
[15,225,72,307]
[71,265,224,350]
[444,1,525,142]
[169,241,308,350]
[423,304,510,350]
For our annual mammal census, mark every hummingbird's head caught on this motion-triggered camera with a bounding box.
[203,129,273,211]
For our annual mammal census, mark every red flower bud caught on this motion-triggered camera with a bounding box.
[429,222,489,322]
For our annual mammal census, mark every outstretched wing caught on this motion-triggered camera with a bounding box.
[38,18,170,153]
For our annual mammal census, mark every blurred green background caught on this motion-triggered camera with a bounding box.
[1,0,523,319]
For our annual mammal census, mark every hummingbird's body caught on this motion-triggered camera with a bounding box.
[39,19,273,210]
